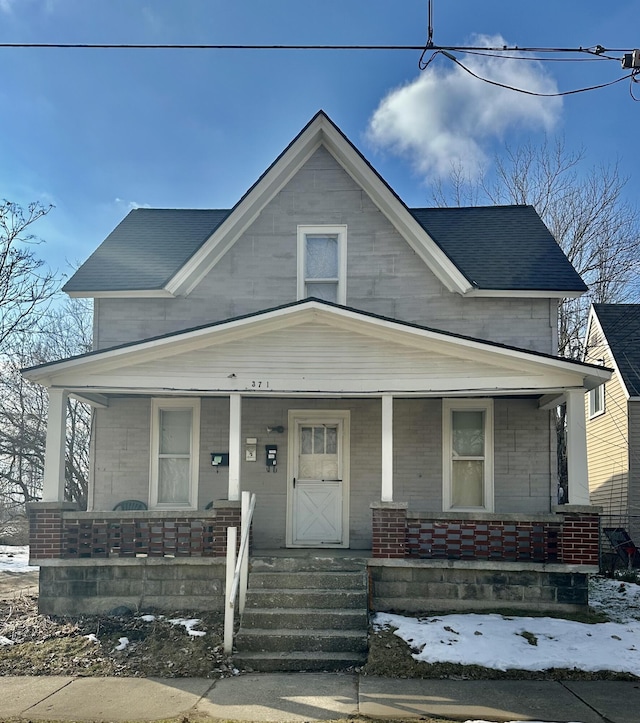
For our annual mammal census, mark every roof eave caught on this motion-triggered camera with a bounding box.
[464,288,586,299]
[66,289,176,299]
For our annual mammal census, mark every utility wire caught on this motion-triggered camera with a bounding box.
[432,49,638,97]
[0,42,635,54]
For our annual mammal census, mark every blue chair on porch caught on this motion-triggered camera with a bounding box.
[112,499,148,511]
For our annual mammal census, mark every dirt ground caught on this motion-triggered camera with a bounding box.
[0,570,38,599]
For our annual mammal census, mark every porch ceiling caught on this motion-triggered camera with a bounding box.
[24,301,610,398]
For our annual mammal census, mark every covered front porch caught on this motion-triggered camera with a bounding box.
[23,301,609,614]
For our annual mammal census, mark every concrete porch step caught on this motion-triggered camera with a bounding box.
[235,627,368,653]
[244,588,367,609]
[248,570,366,590]
[233,650,367,673]
[234,554,370,672]
[250,555,369,573]
[241,607,368,630]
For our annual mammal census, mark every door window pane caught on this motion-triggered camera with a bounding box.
[313,426,325,454]
[298,423,340,480]
[301,427,313,454]
[325,426,337,454]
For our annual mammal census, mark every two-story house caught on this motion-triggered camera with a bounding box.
[24,112,608,670]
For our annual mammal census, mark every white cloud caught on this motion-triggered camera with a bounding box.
[367,35,562,181]
[115,198,151,211]
[0,0,57,14]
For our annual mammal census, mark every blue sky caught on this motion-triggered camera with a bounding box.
[0,0,637,282]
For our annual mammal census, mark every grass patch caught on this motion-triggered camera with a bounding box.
[518,630,538,646]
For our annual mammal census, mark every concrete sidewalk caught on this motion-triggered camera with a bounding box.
[0,673,639,722]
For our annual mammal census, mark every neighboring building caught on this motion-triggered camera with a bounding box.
[24,112,608,668]
[585,304,640,542]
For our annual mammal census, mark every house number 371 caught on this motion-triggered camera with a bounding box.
[251,380,270,389]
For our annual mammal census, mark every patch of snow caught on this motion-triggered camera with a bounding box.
[114,637,129,651]
[0,635,14,646]
[84,634,99,643]
[139,614,157,622]
[589,576,640,622]
[0,545,38,572]
[375,590,640,676]
[168,617,206,636]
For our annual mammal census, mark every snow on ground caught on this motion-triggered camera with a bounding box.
[0,545,37,572]
[374,577,640,677]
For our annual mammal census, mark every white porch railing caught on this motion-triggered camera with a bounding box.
[224,490,256,654]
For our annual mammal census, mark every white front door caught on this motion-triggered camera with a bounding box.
[287,410,350,547]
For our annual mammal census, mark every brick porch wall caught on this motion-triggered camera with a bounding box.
[370,503,600,565]
[27,500,242,561]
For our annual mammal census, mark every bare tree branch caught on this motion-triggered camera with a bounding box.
[0,200,56,352]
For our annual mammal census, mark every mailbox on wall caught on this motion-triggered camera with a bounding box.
[265,444,278,470]
[211,452,229,467]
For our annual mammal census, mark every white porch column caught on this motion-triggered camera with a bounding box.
[42,388,68,502]
[565,388,590,506]
[228,393,242,501]
[381,394,394,502]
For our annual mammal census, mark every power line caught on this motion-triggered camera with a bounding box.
[436,49,637,97]
[0,42,635,54]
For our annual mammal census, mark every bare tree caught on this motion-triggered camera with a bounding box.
[0,298,92,517]
[0,200,56,353]
[432,138,640,358]
[431,138,640,500]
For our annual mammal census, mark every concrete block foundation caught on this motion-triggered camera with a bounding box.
[38,558,226,615]
[369,559,595,615]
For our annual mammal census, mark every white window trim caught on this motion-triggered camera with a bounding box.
[588,384,605,419]
[150,397,200,510]
[297,224,347,304]
[442,398,494,513]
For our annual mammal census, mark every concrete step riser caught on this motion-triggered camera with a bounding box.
[248,571,366,590]
[245,589,367,609]
[233,653,366,673]
[241,609,368,630]
[235,630,368,654]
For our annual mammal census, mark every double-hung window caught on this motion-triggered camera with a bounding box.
[297,225,347,304]
[588,384,605,418]
[150,398,200,509]
[442,398,494,511]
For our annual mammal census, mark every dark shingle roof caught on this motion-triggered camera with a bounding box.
[593,304,640,396]
[410,205,587,292]
[64,204,586,294]
[63,209,231,293]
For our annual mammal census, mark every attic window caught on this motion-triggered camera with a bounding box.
[297,225,346,304]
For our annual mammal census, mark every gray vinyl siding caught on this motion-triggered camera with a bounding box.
[94,147,556,354]
[90,395,554,547]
